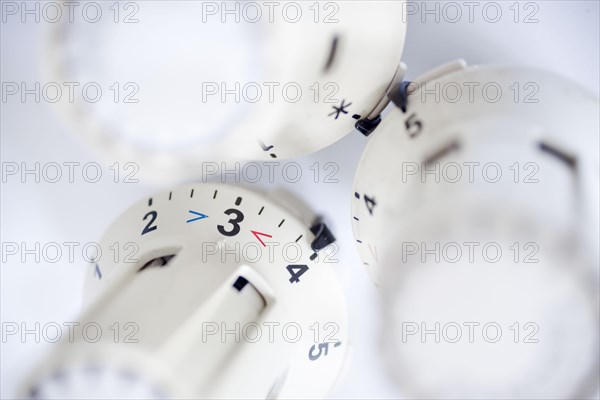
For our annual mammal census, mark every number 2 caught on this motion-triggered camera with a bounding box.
[142,211,158,235]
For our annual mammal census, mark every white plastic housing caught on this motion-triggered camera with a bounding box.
[46,1,406,180]
[24,184,348,399]
[352,66,600,398]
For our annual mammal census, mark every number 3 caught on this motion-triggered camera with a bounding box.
[217,209,244,237]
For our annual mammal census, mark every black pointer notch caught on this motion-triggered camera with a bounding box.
[309,220,336,252]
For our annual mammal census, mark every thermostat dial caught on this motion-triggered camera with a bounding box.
[352,66,600,398]
[47,1,406,180]
[25,183,348,399]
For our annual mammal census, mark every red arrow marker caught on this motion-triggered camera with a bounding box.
[251,230,273,247]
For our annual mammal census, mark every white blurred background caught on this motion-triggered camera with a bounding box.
[1,1,598,398]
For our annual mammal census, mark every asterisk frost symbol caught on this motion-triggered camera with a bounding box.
[329,99,352,119]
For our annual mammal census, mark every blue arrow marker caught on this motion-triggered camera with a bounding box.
[187,210,209,223]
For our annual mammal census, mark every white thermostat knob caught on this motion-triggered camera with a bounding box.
[24,184,347,399]
[47,1,406,180]
[352,65,599,398]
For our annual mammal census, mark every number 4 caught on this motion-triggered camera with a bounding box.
[286,264,309,283]
[364,195,376,215]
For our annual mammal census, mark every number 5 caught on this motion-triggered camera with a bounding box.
[405,113,423,138]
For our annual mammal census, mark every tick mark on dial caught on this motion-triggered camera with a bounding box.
[323,35,339,72]
[310,253,318,261]
[258,206,264,215]
[278,219,285,228]
[354,192,360,199]
[295,234,303,243]
[235,196,242,206]
[168,192,172,200]
[353,217,359,221]
[352,114,361,120]
[356,239,362,243]
[190,189,195,198]
[148,198,153,206]
[94,263,102,280]
[213,190,218,199]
